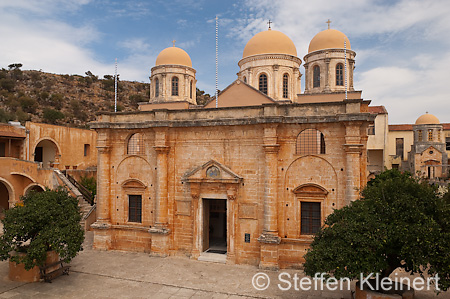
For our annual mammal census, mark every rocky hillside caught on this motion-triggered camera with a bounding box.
[0,65,150,128]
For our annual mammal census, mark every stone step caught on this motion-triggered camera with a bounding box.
[197,252,227,264]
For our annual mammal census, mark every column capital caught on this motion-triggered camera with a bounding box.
[272,64,279,71]
[263,144,280,153]
[153,145,170,153]
[343,143,364,153]
[149,226,171,235]
[97,146,110,154]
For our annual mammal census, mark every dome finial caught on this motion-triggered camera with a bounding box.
[267,20,272,30]
[172,40,176,47]
[326,19,332,30]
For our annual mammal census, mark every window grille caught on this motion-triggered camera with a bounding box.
[128,195,142,223]
[418,130,423,141]
[155,78,159,97]
[282,73,289,98]
[301,202,321,234]
[259,74,268,94]
[313,66,320,88]
[296,129,326,155]
[172,77,179,96]
[127,133,144,155]
[336,64,344,86]
[428,129,433,141]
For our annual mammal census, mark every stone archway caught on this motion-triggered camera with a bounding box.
[24,184,45,195]
[33,139,60,168]
[0,179,14,218]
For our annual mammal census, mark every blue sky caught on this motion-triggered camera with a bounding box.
[1,0,449,124]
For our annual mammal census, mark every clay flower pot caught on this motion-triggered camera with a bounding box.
[8,251,59,282]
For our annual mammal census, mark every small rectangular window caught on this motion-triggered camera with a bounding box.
[368,125,375,135]
[396,138,404,159]
[418,130,423,141]
[301,202,321,235]
[84,144,90,157]
[392,164,399,170]
[446,137,450,151]
[128,195,142,223]
[428,129,433,141]
[0,142,5,157]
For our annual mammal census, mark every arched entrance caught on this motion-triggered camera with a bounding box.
[34,139,59,168]
[0,181,10,218]
[24,184,45,195]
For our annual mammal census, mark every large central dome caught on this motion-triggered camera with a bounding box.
[155,46,192,67]
[242,29,297,58]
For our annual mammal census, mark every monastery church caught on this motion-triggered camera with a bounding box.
[90,24,374,269]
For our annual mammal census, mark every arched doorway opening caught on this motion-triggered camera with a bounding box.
[24,184,45,195]
[0,181,10,218]
[34,139,59,168]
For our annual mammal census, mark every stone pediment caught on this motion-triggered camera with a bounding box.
[182,160,243,184]
[420,146,442,155]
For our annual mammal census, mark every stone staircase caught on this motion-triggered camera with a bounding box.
[53,169,96,230]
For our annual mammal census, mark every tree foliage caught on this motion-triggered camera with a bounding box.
[304,169,450,291]
[0,188,84,270]
[43,108,65,124]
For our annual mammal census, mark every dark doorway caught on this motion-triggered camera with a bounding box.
[203,199,227,254]
[34,146,43,162]
[0,182,9,218]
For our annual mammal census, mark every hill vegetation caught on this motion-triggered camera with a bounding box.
[0,64,212,128]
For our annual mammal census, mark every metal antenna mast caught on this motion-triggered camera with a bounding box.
[215,16,219,108]
[114,58,118,112]
[344,41,348,100]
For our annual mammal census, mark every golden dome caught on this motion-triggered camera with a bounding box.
[155,46,192,67]
[243,29,297,58]
[415,113,440,125]
[308,29,351,53]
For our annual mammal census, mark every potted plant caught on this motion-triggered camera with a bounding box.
[304,169,450,297]
[0,188,84,282]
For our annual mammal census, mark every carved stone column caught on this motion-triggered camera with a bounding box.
[272,64,279,101]
[190,183,201,258]
[324,58,331,92]
[92,132,112,250]
[304,64,309,93]
[149,129,171,257]
[226,184,237,264]
[258,125,281,269]
[349,59,355,91]
[343,122,363,205]
[184,74,189,101]
[161,73,167,100]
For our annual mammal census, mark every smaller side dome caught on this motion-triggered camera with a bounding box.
[155,46,192,67]
[415,113,440,125]
[308,29,351,53]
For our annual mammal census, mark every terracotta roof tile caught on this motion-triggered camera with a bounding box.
[368,106,387,114]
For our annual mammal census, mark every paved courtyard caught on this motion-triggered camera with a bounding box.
[0,230,448,299]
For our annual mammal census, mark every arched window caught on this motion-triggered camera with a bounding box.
[259,74,268,95]
[282,73,289,98]
[127,133,144,155]
[155,78,159,97]
[190,81,193,99]
[313,66,320,88]
[243,76,247,83]
[172,77,179,96]
[336,64,344,86]
[296,129,325,155]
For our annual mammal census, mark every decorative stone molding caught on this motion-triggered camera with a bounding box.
[153,145,170,153]
[91,222,111,230]
[343,143,364,154]
[263,144,280,154]
[149,226,171,235]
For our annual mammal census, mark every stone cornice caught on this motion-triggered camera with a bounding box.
[238,53,302,67]
[91,113,374,130]
[303,48,356,61]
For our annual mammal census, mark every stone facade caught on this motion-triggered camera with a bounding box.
[90,99,373,269]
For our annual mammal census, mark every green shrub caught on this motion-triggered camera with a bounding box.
[0,188,84,270]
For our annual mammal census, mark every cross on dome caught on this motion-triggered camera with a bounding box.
[326,19,331,29]
[172,40,176,47]
[267,20,272,29]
